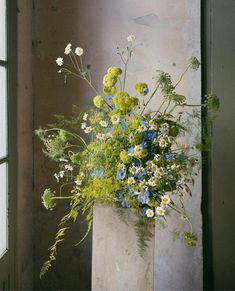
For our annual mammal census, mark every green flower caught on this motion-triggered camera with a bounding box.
[103,74,118,87]
[120,150,132,164]
[93,95,105,108]
[103,86,116,95]
[184,232,197,246]
[206,93,220,111]
[107,67,122,76]
[113,91,138,111]
[135,82,149,96]
[42,188,56,210]
[190,57,200,71]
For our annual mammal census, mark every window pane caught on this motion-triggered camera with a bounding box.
[0,162,7,257]
[0,0,6,60]
[0,66,7,159]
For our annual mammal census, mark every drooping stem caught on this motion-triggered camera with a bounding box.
[169,203,193,233]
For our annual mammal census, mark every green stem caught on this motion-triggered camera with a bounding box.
[141,82,160,115]
[174,64,190,89]
[53,196,73,200]
[169,203,193,233]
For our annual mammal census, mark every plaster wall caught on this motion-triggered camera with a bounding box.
[33,0,202,289]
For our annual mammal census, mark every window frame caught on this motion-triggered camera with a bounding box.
[0,0,17,289]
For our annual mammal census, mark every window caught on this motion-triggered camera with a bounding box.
[0,0,8,260]
[0,0,17,289]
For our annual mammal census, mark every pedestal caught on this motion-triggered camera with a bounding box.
[92,205,155,291]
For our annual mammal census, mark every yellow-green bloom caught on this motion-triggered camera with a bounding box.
[93,95,105,108]
[103,86,116,95]
[107,67,122,76]
[113,91,138,111]
[103,74,118,87]
[120,150,131,164]
[135,82,149,96]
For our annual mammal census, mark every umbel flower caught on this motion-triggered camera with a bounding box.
[37,35,219,278]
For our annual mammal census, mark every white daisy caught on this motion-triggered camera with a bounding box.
[146,209,154,218]
[111,114,120,124]
[75,47,84,56]
[148,177,156,187]
[64,43,72,55]
[65,164,73,171]
[158,137,169,148]
[84,126,92,133]
[81,122,86,129]
[127,177,135,185]
[96,132,105,140]
[156,206,165,216]
[159,123,169,134]
[117,163,126,171]
[161,195,171,206]
[82,113,88,121]
[127,34,136,42]
[137,124,147,132]
[99,120,108,127]
[56,57,63,66]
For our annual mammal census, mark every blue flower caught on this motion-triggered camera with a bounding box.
[90,168,105,178]
[121,198,131,208]
[114,189,123,201]
[137,190,150,204]
[133,158,141,167]
[117,170,126,180]
[135,168,146,179]
[142,206,149,216]
[127,186,135,197]
[143,87,149,94]
[140,120,149,127]
[164,153,173,161]
[144,130,157,141]
[141,141,149,149]
[128,147,134,156]
[120,119,128,131]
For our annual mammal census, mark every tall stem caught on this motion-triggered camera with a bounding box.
[141,82,160,115]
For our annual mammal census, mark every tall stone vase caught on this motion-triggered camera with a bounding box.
[92,204,155,291]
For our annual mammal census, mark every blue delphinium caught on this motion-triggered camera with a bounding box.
[128,147,134,156]
[114,189,123,201]
[140,120,149,127]
[127,186,135,197]
[133,158,141,167]
[121,198,131,208]
[137,190,150,204]
[143,87,149,95]
[120,119,128,130]
[141,141,149,149]
[117,170,126,180]
[135,168,146,179]
[164,152,174,161]
[90,168,105,178]
[144,130,157,141]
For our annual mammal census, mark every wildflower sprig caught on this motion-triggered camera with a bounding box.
[37,35,219,277]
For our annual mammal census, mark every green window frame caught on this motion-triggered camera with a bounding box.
[0,0,17,289]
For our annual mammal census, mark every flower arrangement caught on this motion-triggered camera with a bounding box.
[36,35,219,278]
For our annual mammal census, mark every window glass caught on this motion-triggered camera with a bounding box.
[0,0,6,60]
[0,163,7,257]
[0,66,7,159]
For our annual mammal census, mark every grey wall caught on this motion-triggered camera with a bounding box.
[32,0,201,290]
[205,1,235,289]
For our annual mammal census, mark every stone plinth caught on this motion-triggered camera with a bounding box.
[92,205,155,291]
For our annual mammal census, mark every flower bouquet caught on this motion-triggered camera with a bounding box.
[36,35,219,278]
